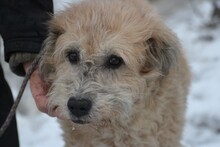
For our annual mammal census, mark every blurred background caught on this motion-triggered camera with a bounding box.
[1,0,220,146]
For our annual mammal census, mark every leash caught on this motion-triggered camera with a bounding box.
[0,49,45,137]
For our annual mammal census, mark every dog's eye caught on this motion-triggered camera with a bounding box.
[105,55,124,69]
[67,51,80,64]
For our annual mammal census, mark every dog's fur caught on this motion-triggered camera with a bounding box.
[39,0,190,146]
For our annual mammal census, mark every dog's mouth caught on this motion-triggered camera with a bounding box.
[72,119,90,124]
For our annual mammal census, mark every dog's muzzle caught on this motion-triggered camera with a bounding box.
[67,97,92,124]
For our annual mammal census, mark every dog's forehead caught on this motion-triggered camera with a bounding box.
[52,0,155,49]
[57,18,135,57]
[59,31,142,58]
[51,0,156,62]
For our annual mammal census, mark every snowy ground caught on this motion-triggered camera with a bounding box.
[164,1,220,146]
[1,0,220,147]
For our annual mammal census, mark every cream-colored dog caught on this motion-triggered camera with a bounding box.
[39,0,190,146]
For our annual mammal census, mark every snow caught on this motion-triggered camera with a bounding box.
[53,0,80,13]
[1,0,220,147]
[165,1,220,146]
[17,114,64,147]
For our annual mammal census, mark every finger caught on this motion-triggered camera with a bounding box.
[29,69,50,113]
[47,106,57,117]
[34,95,48,113]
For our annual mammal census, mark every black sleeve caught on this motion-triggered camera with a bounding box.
[0,0,53,62]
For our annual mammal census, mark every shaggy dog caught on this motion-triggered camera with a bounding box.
[39,0,190,146]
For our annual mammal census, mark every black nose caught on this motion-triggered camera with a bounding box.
[67,97,92,117]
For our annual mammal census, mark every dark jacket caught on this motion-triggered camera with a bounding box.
[0,0,53,76]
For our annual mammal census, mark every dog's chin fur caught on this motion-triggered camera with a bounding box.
[39,0,190,146]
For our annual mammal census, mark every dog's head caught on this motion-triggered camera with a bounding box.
[40,0,180,126]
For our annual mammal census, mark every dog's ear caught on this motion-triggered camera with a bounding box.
[39,21,64,83]
[142,32,179,76]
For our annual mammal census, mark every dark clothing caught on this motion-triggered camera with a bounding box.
[0,0,53,75]
[0,0,53,146]
[0,64,19,147]
[0,0,53,61]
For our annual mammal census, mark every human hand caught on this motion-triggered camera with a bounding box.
[23,62,62,119]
